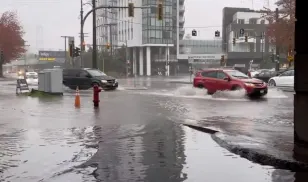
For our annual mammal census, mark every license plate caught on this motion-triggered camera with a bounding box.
[260,90,264,94]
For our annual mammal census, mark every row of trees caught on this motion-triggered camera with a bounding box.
[263,0,295,55]
[0,11,25,76]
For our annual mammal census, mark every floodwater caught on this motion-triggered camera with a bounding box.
[0,78,300,181]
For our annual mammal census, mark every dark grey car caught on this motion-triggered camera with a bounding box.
[63,68,118,90]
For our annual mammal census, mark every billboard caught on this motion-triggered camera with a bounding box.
[38,51,66,63]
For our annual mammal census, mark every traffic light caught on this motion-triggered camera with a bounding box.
[192,29,197,36]
[0,50,3,63]
[232,38,236,45]
[106,43,110,49]
[215,31,220,37]
[157,3,163,20]
[220,55,225,66]
[69,40,74,57]
[128,3,134,17]
[245,35,248,42]
[74,47,81,57]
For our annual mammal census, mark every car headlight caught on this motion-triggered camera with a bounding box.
[114,79,117,82]
[244,83,255,87]
[101,80,107,83]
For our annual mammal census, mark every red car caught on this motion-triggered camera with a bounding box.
[193,68,268,97]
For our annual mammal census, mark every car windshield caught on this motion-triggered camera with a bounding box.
[26,75,37,79]
[225,70,249,78]
[87,69,106,76]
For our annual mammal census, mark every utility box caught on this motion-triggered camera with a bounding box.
[38,69,63,94]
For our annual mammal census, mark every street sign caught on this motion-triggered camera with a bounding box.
[240,29,244,36]
[16,79,30,94]
[288,56,294,62]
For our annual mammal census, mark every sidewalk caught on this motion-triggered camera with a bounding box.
[183,118,308,171]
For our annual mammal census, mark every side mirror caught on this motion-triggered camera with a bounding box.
[223,77,230,81]
[86,74,92,78]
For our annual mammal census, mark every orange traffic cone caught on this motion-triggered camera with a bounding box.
[75,86,80,108]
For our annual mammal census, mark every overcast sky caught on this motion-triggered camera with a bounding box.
[1,0,277,53]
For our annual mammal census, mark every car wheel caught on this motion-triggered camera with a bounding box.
[268,80,276,87]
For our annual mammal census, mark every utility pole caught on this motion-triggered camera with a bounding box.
[275,8,280,71]
[80,0,84,67]
[23,42,30,69]
[92,0,97,69]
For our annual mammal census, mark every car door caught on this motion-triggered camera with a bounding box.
[76,70,92,89]
[277,70,291,87]
[216,71,231,90]
[284,70,294,87]
[201,71,217,92]
[63,69,78,88]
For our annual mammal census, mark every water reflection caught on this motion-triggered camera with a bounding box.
[142,121,186,182]
[88,121,187,182]
[0,126,98,181]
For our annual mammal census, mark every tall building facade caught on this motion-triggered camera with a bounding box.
[97,0,118,50]
[96,0,185,76]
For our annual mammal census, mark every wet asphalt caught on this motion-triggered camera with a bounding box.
[0,76,304,182]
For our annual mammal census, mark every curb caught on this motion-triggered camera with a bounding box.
[182,124,218,134]
[183,124,308,171]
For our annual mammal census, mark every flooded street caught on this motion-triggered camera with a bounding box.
[0,77,301,181]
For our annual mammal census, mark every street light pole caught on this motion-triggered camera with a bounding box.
[80,0,84,67]
[92,0,97,69]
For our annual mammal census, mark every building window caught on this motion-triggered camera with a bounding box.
[151,7,157,13]
[249,19,257,24]
[238,19,244,24]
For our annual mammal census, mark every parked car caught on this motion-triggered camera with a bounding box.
[252,69,277,83]
[268,69,294,87]
[193,68,268,97]
[63,68,118,90]
[25,72,38,85]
